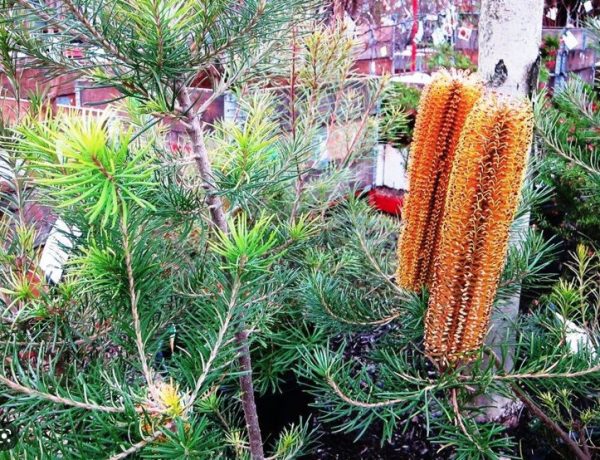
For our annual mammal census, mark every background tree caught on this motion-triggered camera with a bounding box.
[476,0,546,421]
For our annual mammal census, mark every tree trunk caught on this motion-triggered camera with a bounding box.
[178,87,265,460]
[477,0,544,421]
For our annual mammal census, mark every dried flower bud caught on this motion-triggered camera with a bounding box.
[424,95,534,364]
[396,70,482,291]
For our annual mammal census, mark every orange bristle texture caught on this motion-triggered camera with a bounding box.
[396,70,482,291]
[424,95,534,365]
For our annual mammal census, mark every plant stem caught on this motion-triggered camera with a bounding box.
[109,430,164,460]
[486,350,590,460]
[510,384,590,460]
[0,374,128,413]
[121,217,155,393]
[236,328,264,458]
[178,90,227,232]
[177,86,265,460]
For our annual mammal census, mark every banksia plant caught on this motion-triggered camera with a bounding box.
[396,70,482,291]
[424,95,534,365]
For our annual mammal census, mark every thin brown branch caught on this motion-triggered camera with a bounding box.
[493,364,600,381]
[177,86,265,460]
[511,384,590,460]
[190,39,279,119]
[486,350,591,460]
[177,87,227,231]
[61,0,128,63]
[235,328,264,460]
[579,425,592,459]
[450,387,478,444]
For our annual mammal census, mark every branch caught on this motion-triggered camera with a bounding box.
[109,429,164,460]
[186,38,280,119]
[316,284,400,327]
[0,325,113,347]
[61,0,127,62]
[355,229,407,297]
[326,376,436,408]
[120,216,154,392]
[486,350,591,460]
[177,85,265,460]
[186,277,239,408]
[192,0,267,72]
[450,387,478,445]
[0,374,127,413]
[494,364,600,381]
[536,124,598,176]
[511,384,590,460]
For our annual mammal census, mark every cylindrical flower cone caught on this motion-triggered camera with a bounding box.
[396,70,482,291]
[424,95,534,365]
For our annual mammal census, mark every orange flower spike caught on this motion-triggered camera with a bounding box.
[424,95,534,365]
[396,70,482,291]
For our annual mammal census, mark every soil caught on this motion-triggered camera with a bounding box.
[310,416,447,460]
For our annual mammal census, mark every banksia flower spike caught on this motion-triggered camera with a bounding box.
[424,95,534,365]
[396,70,482,291]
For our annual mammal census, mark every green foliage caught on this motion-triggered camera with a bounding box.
[508,246,600,455]
[293,166,598,459]
[211,214,278,277]
[427,44,476,72]
[17,113,157,227]
[269,418,316,460]
[534,77,600,245]
[431,420,516,460]
[211,94,292,213]
[378,82,421,147]
[2,0,596,458]
[6,0,315,111]
[0,3,384,456]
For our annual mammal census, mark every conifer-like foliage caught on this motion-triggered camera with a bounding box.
[299,77,599,459]
[0,5,386,457]
[534,72,600,244]
[1,107,268,458]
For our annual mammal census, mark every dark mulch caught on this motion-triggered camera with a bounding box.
[310,415,447,460]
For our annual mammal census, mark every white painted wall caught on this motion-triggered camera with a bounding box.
[374,144,409,190]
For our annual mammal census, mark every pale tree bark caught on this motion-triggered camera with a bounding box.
[477,0,544,421]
